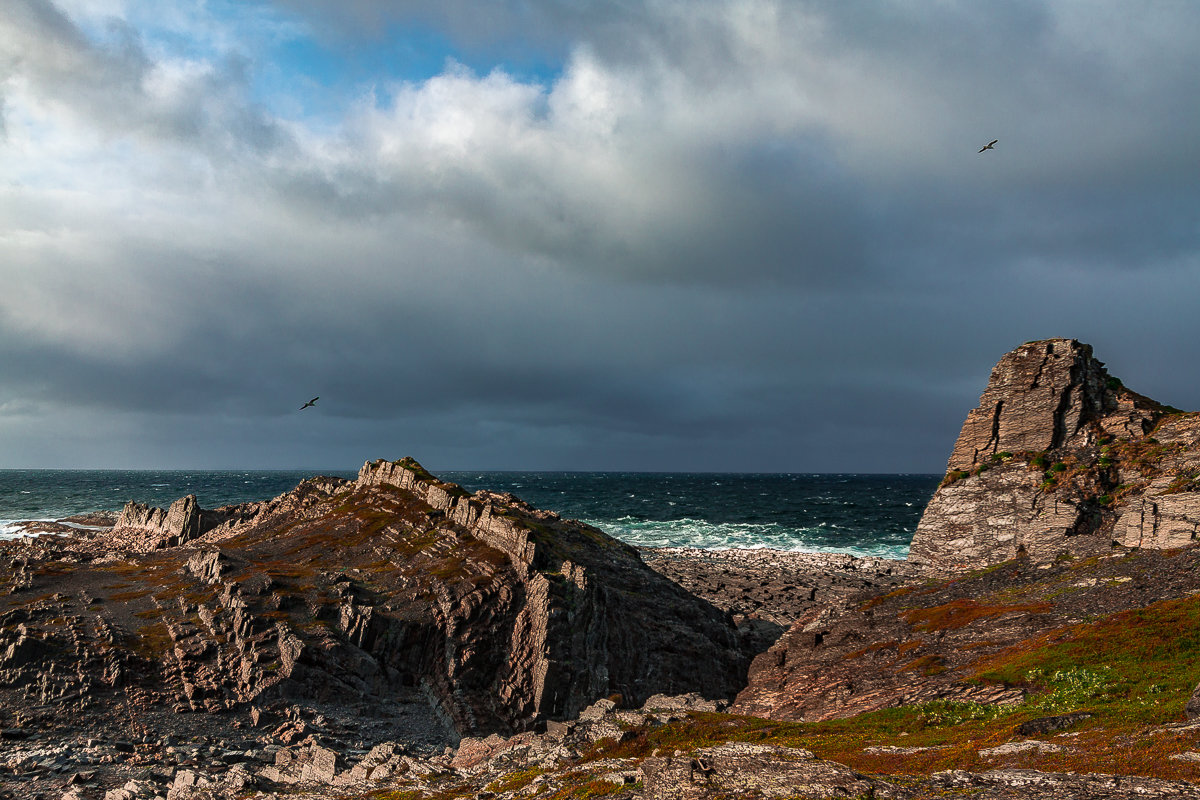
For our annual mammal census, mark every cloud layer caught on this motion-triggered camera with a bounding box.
[3,0,1200,469]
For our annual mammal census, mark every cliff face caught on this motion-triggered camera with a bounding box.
[909,338,1200,572]
[0,458,745,745]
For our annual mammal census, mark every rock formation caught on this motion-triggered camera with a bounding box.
[733,341,1200,726]
[110,494,195,549]
[0,458,745,751]
[909,338,1200,571]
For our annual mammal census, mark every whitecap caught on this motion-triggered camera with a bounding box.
[579,516,909,560]
[0,518,54,541]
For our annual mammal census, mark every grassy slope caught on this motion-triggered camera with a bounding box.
[588,562,1200,781]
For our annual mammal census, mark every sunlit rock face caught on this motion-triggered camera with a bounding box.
[910,338,1200,572]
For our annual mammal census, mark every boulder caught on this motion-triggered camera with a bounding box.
[1186,682,1200,720]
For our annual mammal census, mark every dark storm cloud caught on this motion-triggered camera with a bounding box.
[3,0,1200,469]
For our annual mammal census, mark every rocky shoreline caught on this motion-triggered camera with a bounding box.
[640,547,919,654]
[7,338,1200,799]
[11,533,1199,800]
[0,522,912,800]
[10,521,1200,800]
[11,689,1200,800]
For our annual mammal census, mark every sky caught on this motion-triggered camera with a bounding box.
[2,0,1200,473]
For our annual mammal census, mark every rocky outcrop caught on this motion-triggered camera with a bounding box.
[945,339,1137,469]
[0,458,745,751]
[910,338,1200,572]
[110,494,208,551]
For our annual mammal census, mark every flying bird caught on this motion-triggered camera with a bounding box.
[300,397,319,410]
[979,139,998,153]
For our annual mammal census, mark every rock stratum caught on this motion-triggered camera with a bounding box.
[1,458,744,751]
[910,338,1200,571]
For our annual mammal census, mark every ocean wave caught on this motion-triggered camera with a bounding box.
[0,519,46,540]
[580,516,910,560]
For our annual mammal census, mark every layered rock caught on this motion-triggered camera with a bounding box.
[945,339,1136,468]
[909,338,1200,571]
[0,458,745,747]
[110,494,207,551]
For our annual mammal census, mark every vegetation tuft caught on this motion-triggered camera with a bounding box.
[902,599,1052,632]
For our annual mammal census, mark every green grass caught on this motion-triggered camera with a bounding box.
[485,766,544,794]
[974,592,1200,726]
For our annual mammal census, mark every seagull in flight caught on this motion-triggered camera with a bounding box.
[300,396,319,410]
[979,139,998,153]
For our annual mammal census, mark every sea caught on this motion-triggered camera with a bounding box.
[0,470,940,560]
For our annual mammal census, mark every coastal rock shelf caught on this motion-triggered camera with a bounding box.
[910,338,1200,571]
[640,547,919,654]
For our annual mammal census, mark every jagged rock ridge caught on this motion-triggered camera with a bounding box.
[909,338,1200,571]
[0,457,745,747]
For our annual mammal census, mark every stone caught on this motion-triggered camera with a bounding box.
[862,744,948,755]
[1186,682,1200,720]
[1015,711,1094,736]
[577,698,616,721]
[103,780,153,800]
[927,768,1200,798]
[980,740,1067,758]
[110,495,207,552]
[451,734,511,771]
[1115,489,1200,548]
[544,720,574,739]
[640,693,721,713]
